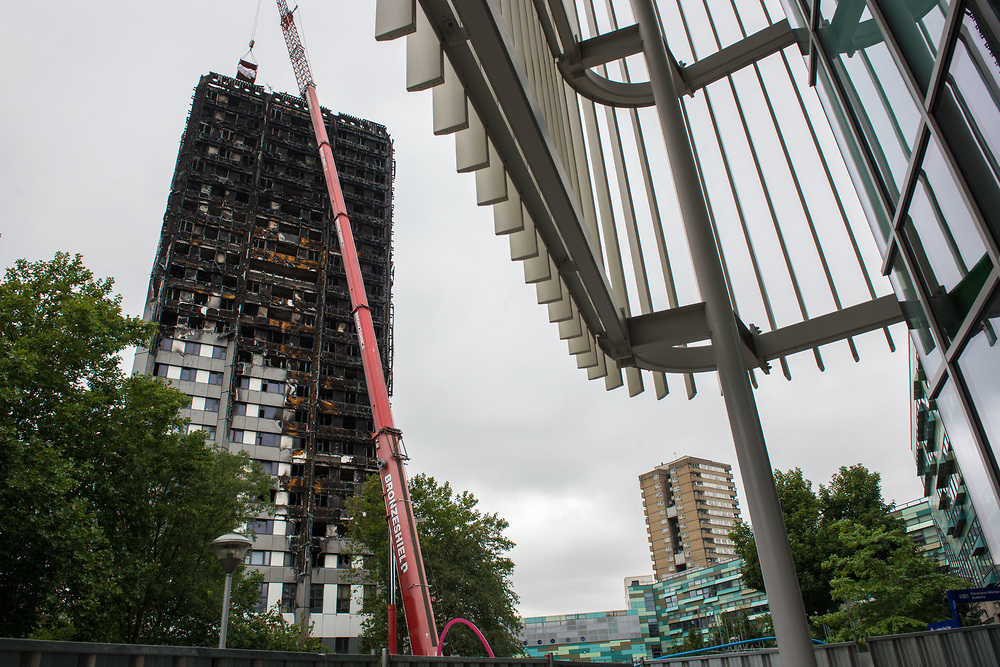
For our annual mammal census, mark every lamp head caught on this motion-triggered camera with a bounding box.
[212,533,253,574]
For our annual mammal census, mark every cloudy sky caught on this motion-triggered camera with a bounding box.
[1,1,922,618]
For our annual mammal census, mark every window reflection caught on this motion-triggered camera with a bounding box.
[957,289,1000,477]
[890,252,943,373]
[877,0,950,89]
[902,136,991,339]
[937,379,1000,565]
[947,10,1000,188]
[821,3,923,201]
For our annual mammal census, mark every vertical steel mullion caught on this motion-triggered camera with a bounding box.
[670,0,789,379]
[916,170,970,274]
[603,0,694,397]
[683,0,822,371]
[766,21,896,351]
[857,49,912,167]
[748,60,859,360]
[541,12,572,170]
[720,1,862,360]
[522,3,554,160]
[535,5,572,183]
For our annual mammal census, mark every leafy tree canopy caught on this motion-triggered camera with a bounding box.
[731,465,904,618]
[813,522,970,643]
[347,473,522,657]
[0,253,302,648]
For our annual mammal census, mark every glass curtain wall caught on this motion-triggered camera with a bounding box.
[780,0,1000,563]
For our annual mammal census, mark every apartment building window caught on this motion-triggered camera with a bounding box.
[258,405,281,419]
[256,432,280,447]
[208,371,224,385]
[262,380,285,394]
[250,519,274,534]
[248,550,271,566]
[212,345,227,359]
[185,341,201,355]
[310,583,324,613]
[204,397,220,412]
[180,367,196,381]
[256,459,278,475]
[230,428,244,443]
[336,584,351,614]
[280,582,296,612]
[337,554,352,569]
[255,582,268,612]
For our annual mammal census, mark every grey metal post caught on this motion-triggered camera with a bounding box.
[219,571,233,649]
[628,0,817,664]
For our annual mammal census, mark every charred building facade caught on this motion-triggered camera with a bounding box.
[133,72,393,648]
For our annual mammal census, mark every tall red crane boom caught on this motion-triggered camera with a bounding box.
[274,1,439,656]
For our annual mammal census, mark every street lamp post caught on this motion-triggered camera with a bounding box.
[212,532,253,649]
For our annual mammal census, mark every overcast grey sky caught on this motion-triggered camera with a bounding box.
[1,1,922,618]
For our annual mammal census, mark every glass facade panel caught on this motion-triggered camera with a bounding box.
[877,0,950,89]
[890,253,943,373]
[937,379,1000,564]
[957,290,1000,469]
[948,11,1000,184]
[904,136,990,301]
[822,6,922,200]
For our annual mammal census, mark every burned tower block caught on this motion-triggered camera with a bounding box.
[133,72,393,647]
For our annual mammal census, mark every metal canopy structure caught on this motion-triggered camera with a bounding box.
[374,0,903,400]
[368,1,914,663]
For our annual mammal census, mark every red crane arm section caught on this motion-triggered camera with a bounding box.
[275,0,439,656]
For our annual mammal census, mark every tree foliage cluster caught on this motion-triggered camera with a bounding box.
[347,473,522,656]
[0,254,313,649]
[731,465,969,641]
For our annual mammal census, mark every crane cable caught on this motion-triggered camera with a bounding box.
[244,0,263,62]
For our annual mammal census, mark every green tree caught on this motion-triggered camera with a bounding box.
[708,610,771,649]
[731,465,905,619]
[670,628,706,655]
[0,253,283,646]
[347,473,522,656]
[813,522,969,643]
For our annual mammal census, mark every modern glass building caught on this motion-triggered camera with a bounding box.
[778,0,1000,570]
[521,561,770,661]
[911,355,997,586]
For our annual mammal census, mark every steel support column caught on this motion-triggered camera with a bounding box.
[628,0,817,664]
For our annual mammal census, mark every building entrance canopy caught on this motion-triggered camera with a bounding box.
[373,0,903,399]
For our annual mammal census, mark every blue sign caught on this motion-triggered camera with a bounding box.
[928,619,962,631]
[947,587,1000,605]
[945,587,1000,626]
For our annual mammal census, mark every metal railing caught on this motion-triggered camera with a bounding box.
[4,625,998,667]
[867,624,1000,667]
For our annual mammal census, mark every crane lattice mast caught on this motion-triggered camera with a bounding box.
[274,0,439,656]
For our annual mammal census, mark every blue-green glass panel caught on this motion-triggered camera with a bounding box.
[936,377,1000,568]
[821,4,923,201]
[956,289,1000,479]
[889,252,943,373]
[946,10,1000,185]
[876,0,950,90]
[903,135,991,300]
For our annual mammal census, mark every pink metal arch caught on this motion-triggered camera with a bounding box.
[436,617,495,657]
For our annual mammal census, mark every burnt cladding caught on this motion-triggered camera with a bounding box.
[138,71,394,549]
